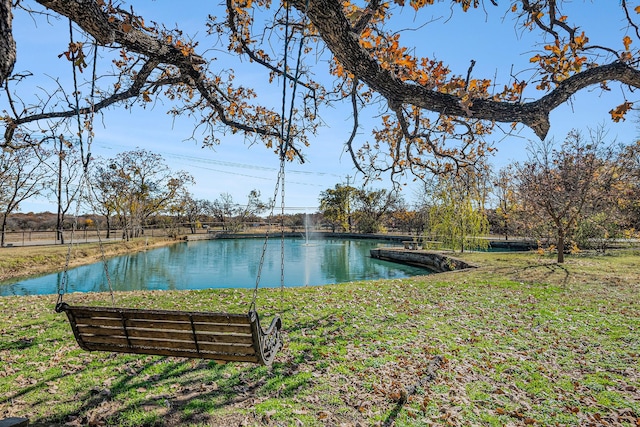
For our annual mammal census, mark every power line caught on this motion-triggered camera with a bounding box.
[169,159,326,187]
[95,142,344,179]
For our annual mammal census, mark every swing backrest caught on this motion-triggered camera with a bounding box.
[56,303,282,365]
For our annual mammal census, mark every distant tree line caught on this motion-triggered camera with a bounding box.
[2,128,640,263]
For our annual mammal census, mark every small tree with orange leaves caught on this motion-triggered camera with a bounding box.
[516,127,621,263]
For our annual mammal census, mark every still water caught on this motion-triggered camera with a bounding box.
[0,238,432,296]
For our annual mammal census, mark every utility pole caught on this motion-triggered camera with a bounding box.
[345,175,352,232]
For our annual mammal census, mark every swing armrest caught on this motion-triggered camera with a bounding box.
[263,315,283,336]
[249,310,282,336]
[55,301,70,314]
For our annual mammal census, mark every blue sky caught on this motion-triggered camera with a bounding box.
[5,1,639,213]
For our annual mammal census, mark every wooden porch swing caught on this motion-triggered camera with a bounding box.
[55,303,283,365]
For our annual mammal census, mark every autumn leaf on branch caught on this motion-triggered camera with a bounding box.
[609,101,633,122]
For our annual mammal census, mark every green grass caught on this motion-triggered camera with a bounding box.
[1,249,639,426]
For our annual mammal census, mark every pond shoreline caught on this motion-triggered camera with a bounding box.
[1,237,431,296]
[1,232,535,285]
[0,237,178,283]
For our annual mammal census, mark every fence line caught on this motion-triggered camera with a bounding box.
[0,223,315,247]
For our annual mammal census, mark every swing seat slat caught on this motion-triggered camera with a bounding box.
[56,303,283,365]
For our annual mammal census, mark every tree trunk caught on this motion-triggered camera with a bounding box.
[557,232,565,263]
[58,226,65,245]
[121,216,129,241]
[0,214,7,247]
[0,0,16,85]
[105,215,111,239]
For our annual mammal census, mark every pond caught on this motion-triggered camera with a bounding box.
[0,238,433,296]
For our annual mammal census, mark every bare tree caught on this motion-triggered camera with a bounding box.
[233,190,268,231]
[210,190,268,232]
[90,164,118,239]
[35,136,82,244]
[171,192,209,234]
[0,145,53,246]
[91,149,194,240]
[618,141,640,231]
[211,193,236,232]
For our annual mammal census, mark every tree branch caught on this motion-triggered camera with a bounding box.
[32,0,283,141]
[225,0,318,94]
[37,0,115,44]
[345,79,366,175]
[7,59,160,129]
[293,0,640,139]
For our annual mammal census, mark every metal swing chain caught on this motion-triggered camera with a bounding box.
[58,169,116,307]
[83,173,117,306]
[79,32,117,306]
[249,0,308,313]
[250,158,286,313]
[277,3,292,313]
[279,163,286,311]
[277,0,309,309]
[57,22,113,306]
[56,204,79,308]
[57,18,86,307]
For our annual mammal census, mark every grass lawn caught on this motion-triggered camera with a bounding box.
[1,250,639,426]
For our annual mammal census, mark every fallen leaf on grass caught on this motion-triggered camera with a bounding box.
[318,410,331,420]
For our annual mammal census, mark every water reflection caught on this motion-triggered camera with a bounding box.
[0,238,432,296]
